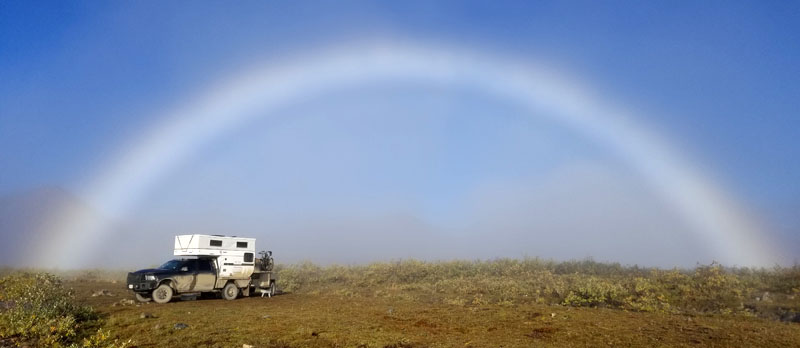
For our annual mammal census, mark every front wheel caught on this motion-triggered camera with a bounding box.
[134,292,152,303]
[152,284,173,304]
[222,282,239,300]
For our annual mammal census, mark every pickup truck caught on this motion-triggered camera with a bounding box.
[127,235,276,303]
[127,255,275,303]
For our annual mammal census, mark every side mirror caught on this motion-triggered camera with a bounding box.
[180,266,188,272]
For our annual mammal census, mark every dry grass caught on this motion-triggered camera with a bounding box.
[66,280,800,348]
[58,259,800,348]
[275,259,800,316]
[4,259,800,347]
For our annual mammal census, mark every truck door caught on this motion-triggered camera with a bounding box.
[174,260,196,292]
[193,258,216,292]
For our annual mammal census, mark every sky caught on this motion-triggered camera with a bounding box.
[1,1,799,268]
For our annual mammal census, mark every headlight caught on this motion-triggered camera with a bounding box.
[145,274,156,281]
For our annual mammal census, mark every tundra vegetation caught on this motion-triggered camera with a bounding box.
[0,273,131,347]
[276,259,800,315]
[1,259,799,347]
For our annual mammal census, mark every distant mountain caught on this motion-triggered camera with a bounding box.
[0,187,93,266]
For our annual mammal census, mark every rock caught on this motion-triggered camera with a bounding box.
[113,299,136,307]
[140,312,155,319]
[550,313,556,318]
[779,312,800,323]
[92,289,114,297]
[0,301,15,310]
[261,314,271,319]
[762,292,772,302]
[153,324,162,330]
[243,345,254,348]
[174,323,189,330]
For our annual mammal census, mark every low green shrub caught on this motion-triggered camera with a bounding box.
[0,272,129,348]
[275,258,800,315]
[685,262,745,313]
[562,276,625,307]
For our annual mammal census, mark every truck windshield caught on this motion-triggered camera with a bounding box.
[158,260,184,270]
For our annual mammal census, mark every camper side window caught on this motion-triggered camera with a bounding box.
[244,253,254,263]
[237,242,248,248]
[210,240,222,247]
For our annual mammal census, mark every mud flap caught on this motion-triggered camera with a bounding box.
[242,286,250,297]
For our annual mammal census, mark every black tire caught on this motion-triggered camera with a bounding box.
[134,292,152,303]
[268,281,276,297]
[152,284,173,304]
[222,282,239,300]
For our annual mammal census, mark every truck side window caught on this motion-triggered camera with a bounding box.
[237,241,248,248]
[244,253,254,263]
[198,259,213,272]
[210,240,222,247]
[186,259,198,272]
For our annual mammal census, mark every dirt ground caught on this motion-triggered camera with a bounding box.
[70,281,800,348]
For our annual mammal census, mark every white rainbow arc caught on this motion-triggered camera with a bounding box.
[34,42,780,268]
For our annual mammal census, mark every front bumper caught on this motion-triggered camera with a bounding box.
[126,273,158,292]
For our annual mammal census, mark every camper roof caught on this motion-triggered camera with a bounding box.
[174,234,256,256]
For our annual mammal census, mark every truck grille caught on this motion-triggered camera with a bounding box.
[126,272,143,284]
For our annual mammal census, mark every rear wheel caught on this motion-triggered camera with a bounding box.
[222,282,239,300]
[134,292,152,303]
[268,281,276,297]
[152,284,173,304]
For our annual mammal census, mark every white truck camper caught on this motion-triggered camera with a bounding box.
[126,234,276,303]
[174,234,256,280]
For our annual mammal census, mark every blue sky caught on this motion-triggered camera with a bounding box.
[1,1,798,266]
